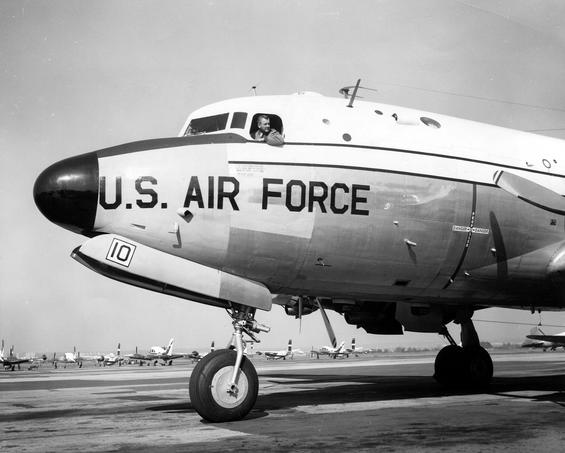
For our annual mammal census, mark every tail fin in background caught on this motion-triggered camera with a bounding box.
[352,338,356,352]
[288,339,292,352]
[165,338,174,355]
[117,343,121,356]
[210,341,215,352]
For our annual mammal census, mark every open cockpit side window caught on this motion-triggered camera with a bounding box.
[249,113,283,140]
[184,113,229,136]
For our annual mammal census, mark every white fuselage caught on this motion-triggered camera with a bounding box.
[90,94,565,309]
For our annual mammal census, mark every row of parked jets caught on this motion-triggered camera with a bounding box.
[0,338,210,370]
[5,328,563,371]
[1,336,371,370]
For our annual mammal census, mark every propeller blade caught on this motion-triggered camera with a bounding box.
[298,297,303,333]
[316,299,337,348]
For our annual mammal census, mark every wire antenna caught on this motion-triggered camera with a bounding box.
[339,79,379,108]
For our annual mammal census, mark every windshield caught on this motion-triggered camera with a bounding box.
[185,113,229,136]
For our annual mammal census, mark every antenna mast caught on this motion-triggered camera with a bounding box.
[347,79,361,108]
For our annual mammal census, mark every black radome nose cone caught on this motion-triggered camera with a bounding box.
[33,152,99,235]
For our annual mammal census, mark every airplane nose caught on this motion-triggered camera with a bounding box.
[33,152,99,235]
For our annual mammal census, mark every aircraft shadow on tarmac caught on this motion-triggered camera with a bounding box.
[147,372,565,420]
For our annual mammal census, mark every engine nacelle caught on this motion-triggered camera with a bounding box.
[282,296,319,318]
[343,302,403,334]
[395,303,451,333]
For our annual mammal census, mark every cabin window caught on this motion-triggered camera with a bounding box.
[230,112,247,129]
[184,113,229,135]
[249,113,283,139]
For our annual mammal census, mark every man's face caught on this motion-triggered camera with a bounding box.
[258,117,270,133]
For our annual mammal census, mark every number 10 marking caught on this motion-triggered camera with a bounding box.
[106,238,136,267]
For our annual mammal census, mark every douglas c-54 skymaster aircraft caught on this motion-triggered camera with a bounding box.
[34,81,565,422]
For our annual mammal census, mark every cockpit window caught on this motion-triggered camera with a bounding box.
[230,112,247,129]
[184,113,229,136]
[249,113,283,139]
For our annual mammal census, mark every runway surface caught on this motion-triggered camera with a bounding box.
[1,351,564,452]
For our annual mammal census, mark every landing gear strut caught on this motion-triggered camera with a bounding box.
[189,305,269,422]
[434,312,493,388]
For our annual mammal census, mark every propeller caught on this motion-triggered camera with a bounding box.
[316,299,337,348]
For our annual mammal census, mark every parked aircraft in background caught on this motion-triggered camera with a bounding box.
[523,326,565,351]
[127,346,147,365]
[52,347,80,368]
[188,341,215,362]
[312,341,347,359]
[34,79,565,421]
[1,340,32,371]
[100,343,123,366]
[126,338,184,366]
[257,339,293,360]
[346,338,364,355]
[51,346,120,368]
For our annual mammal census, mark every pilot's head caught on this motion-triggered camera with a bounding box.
[257,115,271,134]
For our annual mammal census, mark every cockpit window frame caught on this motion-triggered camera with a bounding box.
[184,112,229,136]
[230,112,248,129]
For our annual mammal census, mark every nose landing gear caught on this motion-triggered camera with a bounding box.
[189,305,269,422]
[434,314,493,388]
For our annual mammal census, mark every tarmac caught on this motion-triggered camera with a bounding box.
[1,350,564,452]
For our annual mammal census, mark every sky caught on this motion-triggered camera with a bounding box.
[3,0,565,354]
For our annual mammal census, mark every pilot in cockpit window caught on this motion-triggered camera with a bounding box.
[251,114,284,146]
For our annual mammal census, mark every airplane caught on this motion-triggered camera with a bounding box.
[100,343,124,366]
[346,338,364,356]
[257,339,293,360]
[523,326,565,351]
[126,346,148,365]
[50,346,115,368]
[52,347,81,368]
[126,338,184,366]
[33,78,565,422]
[1,340,32,371]
[187,341,215,362]
[311,341,348,359]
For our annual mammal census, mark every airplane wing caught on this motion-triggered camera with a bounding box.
[526,335,565,344]
[2,358,30,365]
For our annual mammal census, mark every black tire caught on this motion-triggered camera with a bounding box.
[463,346,493,387]
[434,344,465,386]
[189,349,258,422]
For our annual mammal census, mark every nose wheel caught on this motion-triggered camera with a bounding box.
[189,305,269,422]
[189,349,258,422]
